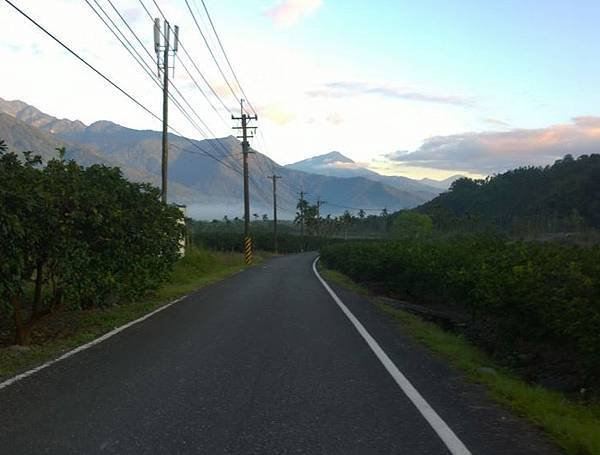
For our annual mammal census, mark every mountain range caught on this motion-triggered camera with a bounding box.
[286,152,461,198]
[0,97,451,219]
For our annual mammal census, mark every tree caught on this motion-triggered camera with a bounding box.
[295,198,309,229]
[304,204,320,234]
[392,211,433,240]
[0,143,183,344]
[341,210,353,239]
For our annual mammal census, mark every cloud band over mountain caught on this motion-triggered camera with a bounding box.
[385,116,600,174]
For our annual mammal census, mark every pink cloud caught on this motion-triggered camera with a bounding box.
[385,116,600,174]
[266,0,323,28]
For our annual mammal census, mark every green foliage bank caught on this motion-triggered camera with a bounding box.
[0,145,183,344]
[321,236,600,391]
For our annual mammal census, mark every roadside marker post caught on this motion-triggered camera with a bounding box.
[244,236,253,265]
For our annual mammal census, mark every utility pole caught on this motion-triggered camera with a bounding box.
[154,18,179,204]
[232,99,257,264]
[267,175,282,253]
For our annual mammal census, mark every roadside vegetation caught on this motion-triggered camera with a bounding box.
[192,205,393,252]
[319,265,600,455]
[0,247,250,382]
[315,156,600,453]
[321,236,600,394]
[420,153,600,238]
[0,141,257,380]
[195,230,343,254]
[1,144,184,344]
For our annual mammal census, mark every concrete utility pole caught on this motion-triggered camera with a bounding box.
[154,18,179,204]
[232,99,257,264]
[267,175,282,253]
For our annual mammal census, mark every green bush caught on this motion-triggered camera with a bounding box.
[0,147,184,344]
[194,231,343,254]
[320,236,600,386]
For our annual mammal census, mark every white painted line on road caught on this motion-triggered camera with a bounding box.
[0,295,189,391]
[312,258,471,455]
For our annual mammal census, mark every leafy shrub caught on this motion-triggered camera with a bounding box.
[0,147,184,344]
[321,236,600,386]
[194,231,344,254]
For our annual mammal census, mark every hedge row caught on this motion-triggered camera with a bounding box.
[1,149,184,344]
[320,236,600,386]
[194,231,344,254]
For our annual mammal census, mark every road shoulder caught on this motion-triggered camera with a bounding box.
[317,262,567,455]
[0,250,264,386]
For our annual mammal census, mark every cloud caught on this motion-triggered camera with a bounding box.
[326,112,343,125]
[266,0,323,28]
[385,117,600,174]
[482,117,510,127]
[259,104,296,125]
[122,7,142,24]
[307,81,475,107]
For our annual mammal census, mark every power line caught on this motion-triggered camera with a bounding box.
[198,0,257,116]
[7,0,277,213]
[86,0,213,147]
[7,0,246,178]
[12,0,284,212]
[137,0,234,117]
[184,0,240,106]
[86,0,207,148]
[106,0,156,64]
[192,0,302,201]
[4,0,161,124]
[96,1,244,173]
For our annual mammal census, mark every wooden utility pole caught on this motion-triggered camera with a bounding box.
[267,175,282,253]
[154,18,179,204]
[232,99,257,264]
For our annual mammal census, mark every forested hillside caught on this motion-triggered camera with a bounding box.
[419,154,600,234]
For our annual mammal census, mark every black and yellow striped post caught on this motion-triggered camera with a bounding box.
[243,236,253,265]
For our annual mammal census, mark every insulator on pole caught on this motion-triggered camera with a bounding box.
[173,25,179,53]
[164,20,170,47]
[153,18,161,53]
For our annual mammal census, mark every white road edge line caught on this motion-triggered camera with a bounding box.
[0,294,189,391]
[312,257,471,455]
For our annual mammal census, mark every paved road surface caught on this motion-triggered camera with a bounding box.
[0,253,558,454]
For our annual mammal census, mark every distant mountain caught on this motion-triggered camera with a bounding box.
[0,97,438,219]
[0,98,86,135]
[419,155,600,233]
[420,175,463,190]
[286,151,446,199]
[287,151,370,178]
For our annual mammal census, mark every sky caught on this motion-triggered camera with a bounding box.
[2,0,600,180]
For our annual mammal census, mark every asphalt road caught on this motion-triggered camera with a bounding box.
[0,253,559,454]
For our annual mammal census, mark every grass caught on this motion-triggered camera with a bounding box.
[318,265,370,295]
[320,263,600,455]
[0,247,262,383]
